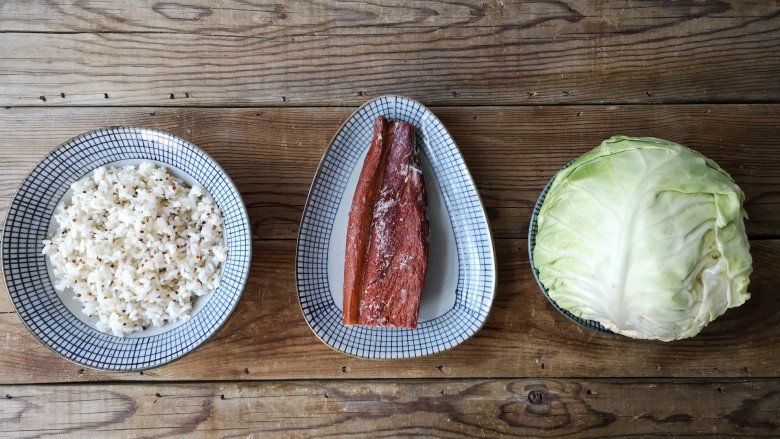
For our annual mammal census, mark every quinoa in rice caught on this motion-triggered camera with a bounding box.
[42,162,228,336]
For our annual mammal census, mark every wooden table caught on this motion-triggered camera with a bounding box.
[1,1,779,437]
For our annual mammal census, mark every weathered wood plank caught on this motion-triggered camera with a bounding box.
[2,0,772,35]
[0,239,777,383]
[1,1,778,106]
[1,379,778,438]
[0,105,778,240]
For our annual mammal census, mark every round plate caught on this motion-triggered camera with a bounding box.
[528,162,614,335]
[1,127,252,371]
[296,96,496,358]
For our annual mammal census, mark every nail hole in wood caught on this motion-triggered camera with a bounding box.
[586,389,598,396]
[149,112,156,116]
[104,93,109,99]
[540,363,545,369]
[473,115,479,120]
[282,96,288,102]
[527,91,536,98]
[342,366,349,373]
[357,91,365,96]
[452,91,459,97]
[324,392,329,398]
[704,109,711,114]
[139,371,144,375]
[576,111,583,117]
[528,390,544,405]
[244,368,250,374]
[155,392,162,398]
[169,93,175,99]
[563,90,570,96]
[645,91,652,97]
[5,394,11,399]
[436,365,444,372]
[39,96,46,102]
[78,368,85,375]
[61,93,66,98]
[185,92,191,98]
[220,394,225,400]
[717,386,724,394]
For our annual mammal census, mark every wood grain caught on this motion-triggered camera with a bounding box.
[1,379,778,437]
[0,238,777,383]
[4,0,774,35]
[1,1,779,106]
[0,105,778,240]
[1,1,777,435]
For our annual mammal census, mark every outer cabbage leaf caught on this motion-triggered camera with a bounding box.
[533,136,752,341]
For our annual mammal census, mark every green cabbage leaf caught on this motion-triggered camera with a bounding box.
[534,136,752,341]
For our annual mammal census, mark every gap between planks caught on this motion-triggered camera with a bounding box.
[4,101,780,109]
[3,376,779,387]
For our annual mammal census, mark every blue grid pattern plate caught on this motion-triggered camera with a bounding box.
[528,163,614,335]
[2,127,252,371]
[296,96,496,358]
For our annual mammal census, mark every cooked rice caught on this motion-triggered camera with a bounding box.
[42,162,228,336]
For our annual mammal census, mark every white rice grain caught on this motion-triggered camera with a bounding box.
[42,162,228,336]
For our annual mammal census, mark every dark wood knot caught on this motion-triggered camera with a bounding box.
[528,390,545,405]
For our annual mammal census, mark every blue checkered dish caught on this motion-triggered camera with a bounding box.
[528,163,614,335]
[296,96,496,358]
[2,127,252,370]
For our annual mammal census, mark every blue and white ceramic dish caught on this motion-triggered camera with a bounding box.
[1,127,252,370]
[528,164,614,335]
[296,96,496,358]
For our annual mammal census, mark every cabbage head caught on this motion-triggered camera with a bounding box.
[533,136,752,341]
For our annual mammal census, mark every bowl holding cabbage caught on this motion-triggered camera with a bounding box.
[529,136,752,341]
